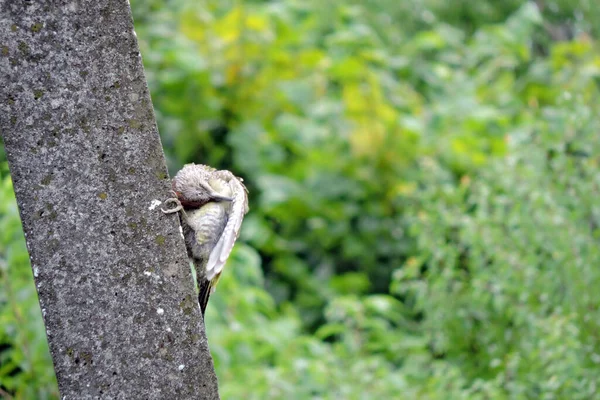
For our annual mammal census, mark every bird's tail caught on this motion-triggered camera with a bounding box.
[198,273,223,316]
[198,279,213,316]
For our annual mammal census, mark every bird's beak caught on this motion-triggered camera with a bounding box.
[209,193,234,202]
[194,181,234,203]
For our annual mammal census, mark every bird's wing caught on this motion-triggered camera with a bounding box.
[205,177,248,281]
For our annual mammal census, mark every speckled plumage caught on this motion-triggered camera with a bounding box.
[164,163,249,315]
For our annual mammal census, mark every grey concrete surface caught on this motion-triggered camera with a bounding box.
[0,1,220,398]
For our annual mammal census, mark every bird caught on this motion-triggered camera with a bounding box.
[162,163,248,315]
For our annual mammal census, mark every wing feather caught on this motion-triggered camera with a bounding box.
[205,177,248,281]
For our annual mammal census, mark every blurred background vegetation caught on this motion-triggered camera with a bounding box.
[2,0,600,398]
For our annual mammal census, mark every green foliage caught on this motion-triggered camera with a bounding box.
[397,95,600,398]
[3,0,600,398]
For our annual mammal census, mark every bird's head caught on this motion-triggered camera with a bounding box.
[172,163,234,208]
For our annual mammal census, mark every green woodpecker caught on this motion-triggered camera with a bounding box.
[162,163,248,315]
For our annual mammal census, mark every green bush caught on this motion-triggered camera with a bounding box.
[396,97,600,398]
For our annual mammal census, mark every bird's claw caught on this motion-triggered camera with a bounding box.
[161,197,183,214]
